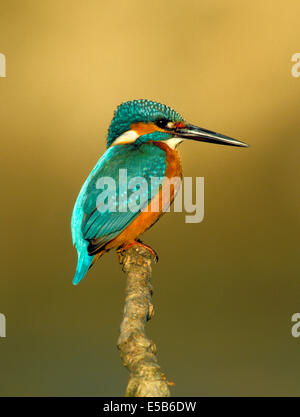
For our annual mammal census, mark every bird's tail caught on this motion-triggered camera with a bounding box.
[72,253,95,285]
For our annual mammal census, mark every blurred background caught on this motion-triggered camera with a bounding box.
[0,0,300,396]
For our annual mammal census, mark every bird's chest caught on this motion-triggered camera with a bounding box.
[150,141,182,180]
[146,141,182,213]
[107,142,182,208]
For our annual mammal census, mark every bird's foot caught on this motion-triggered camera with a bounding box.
[118,240,159,262]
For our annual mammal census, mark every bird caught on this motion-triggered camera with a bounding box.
[71,99,248,285]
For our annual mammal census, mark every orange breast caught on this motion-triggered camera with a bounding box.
[104,141,182,250]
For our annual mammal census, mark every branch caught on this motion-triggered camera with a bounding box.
[117,245,171,397]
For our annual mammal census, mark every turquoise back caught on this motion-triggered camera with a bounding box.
[71,142,167,283]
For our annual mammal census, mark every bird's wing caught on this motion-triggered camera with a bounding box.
[80,144,167,255]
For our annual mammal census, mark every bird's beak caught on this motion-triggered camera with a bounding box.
[172,123,249,148]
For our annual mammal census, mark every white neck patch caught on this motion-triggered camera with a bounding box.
[111,130,183,150]
[111,130,139,146]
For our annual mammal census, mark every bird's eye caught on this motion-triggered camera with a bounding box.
[156,118,173,129]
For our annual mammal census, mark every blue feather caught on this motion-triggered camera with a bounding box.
[71,143,167,284]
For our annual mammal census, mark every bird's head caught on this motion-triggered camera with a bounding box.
[107,99,248,149]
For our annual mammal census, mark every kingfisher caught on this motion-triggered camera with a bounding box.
[71,99,248,285]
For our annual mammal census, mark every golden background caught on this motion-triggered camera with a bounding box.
[0,0,300,396]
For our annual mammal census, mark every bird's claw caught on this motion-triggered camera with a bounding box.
[118,240,159,263]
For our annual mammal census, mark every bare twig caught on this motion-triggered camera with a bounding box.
[117,245,171,397]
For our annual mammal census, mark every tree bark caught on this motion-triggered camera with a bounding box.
[117,245,171,397]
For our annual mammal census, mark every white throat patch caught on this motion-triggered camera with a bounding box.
[164,137,183,149]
